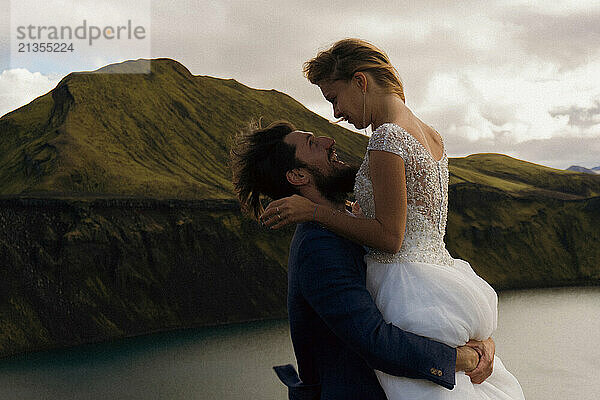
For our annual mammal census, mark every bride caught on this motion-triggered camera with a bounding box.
[261,38,525,399]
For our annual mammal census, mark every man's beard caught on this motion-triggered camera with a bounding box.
[305,163,358,204]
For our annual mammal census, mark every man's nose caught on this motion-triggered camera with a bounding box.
[318,136,335,148]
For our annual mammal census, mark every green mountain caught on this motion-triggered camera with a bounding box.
[0,58,366,198]
[0,58,598,358]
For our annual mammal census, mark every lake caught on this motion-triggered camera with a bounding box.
[0,286,598,399]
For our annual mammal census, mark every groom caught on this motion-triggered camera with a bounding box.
[230,121,494,399]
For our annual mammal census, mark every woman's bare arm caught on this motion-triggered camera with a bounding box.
[261,150,407,253]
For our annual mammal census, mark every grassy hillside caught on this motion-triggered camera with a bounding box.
[0,58,367,199]
[446,154,600,288]
[449,153,600,199]
[445,184,600,289]
[0,197,293,357]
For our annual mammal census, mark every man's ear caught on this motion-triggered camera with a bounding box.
[286,168,309,186]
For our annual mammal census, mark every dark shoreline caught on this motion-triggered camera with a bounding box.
[0,315,288,362]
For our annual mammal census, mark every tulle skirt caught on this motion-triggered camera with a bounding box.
[366,257,525,400]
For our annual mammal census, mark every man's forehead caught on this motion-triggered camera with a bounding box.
[293,130,312,136]
[285,130,312,145]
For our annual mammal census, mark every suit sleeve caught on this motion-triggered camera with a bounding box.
[297,232,457,389]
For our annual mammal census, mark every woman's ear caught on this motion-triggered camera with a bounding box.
[354,72,367,93]
[286,168,309,186]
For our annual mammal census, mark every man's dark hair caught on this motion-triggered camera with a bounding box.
[230,120,304,220]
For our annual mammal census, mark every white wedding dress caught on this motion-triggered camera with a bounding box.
[354,123,525,400]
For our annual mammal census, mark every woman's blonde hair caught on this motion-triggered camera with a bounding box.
[303,38,405,102]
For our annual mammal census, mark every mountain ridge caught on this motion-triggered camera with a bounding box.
[3,58,599,201]
[567,165,599,175]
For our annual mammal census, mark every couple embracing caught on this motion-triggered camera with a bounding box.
[230,39,525,400]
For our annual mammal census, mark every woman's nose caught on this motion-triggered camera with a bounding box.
[333,105,342,119]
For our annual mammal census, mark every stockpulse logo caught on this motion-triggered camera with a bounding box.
[16,19,147,46]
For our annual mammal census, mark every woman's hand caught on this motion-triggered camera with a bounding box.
[260,195,317,229]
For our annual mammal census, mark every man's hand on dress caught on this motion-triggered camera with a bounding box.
[455,345,479,373]
[464,337,495,384]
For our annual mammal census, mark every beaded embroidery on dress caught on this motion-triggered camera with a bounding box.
[353,122,525,400]
[354,122,454,267]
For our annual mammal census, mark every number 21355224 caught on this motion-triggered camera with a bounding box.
[18,42,74,52]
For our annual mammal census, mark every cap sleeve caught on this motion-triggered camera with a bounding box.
[367,123,409,160]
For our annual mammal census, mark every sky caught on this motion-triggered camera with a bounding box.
[0,0,599,170]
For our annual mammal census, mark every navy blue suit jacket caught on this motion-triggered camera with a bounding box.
[274,222,456,400]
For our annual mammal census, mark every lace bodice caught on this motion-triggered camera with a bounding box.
[354,123,454,266]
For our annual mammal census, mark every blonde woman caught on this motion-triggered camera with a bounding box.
[261,39,524,399]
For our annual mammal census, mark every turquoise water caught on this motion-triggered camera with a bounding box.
[0,287,598,399]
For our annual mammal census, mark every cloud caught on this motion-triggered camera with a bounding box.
[502,8,600,69]
[0,69,63,117]
[418,60,600,149]
[550,101,600,128]
[513,136,600,169]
